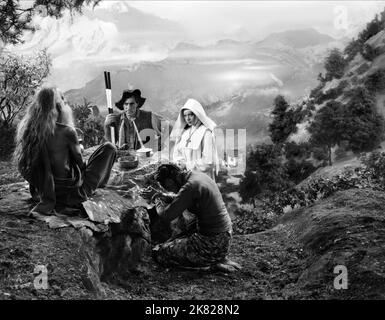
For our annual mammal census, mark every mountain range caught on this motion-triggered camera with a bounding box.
[65,28,347,143]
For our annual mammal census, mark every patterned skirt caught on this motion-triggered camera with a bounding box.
[152,231,232,268]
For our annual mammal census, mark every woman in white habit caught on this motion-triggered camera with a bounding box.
[170,99,219,180]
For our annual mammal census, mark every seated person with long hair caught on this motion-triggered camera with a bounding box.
[14,87,117,215]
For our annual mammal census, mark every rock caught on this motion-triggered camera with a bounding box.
[0,151,182,295]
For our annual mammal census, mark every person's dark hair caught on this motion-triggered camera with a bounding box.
[155,163,182,187]
[115,89,146,110]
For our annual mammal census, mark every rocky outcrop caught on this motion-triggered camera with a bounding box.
[0,153,175,296]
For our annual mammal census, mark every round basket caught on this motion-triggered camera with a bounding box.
[117,155,139,170]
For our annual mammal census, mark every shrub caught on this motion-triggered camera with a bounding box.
[232,203,278,235]
[0,123,16,160]
[285,159,317,185]
[240,143,293,204]
[324,48,347,81]
[364,69,385,93]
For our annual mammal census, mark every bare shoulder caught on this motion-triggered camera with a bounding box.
[57,123,78,143]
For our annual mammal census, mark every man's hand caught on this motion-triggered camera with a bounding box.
[140,186,158,200]
[105,113,122,126]
[151,192,176,204]
[154,197,166,216]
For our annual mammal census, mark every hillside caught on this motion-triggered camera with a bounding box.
[1,162,384,299]
[288,25,385,146]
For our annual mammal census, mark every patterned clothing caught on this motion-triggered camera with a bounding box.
[153,231,232,268]
[153,170,233,268]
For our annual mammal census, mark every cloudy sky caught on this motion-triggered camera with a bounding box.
[11,1,385,90]
[125,0,385,42]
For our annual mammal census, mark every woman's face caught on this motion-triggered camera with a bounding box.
[183,109,196,126]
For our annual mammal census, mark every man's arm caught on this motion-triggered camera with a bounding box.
[104,113,121,142]
[158,182,195,223]
[66,127,85,170]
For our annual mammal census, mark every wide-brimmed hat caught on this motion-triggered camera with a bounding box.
[115,89,146,110]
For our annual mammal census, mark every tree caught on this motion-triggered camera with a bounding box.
[0,0,101,45]
[308,101,344,165]
[0,49,51,127]
[83,115,104,148]
[341,87,384,153]
[324,48,347,81]
[239,143,292,205]
[71,100,104,148]
[269,95,299,144]
[71,98,92,129]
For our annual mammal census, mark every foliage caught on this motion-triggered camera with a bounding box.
[232,203,278,235]
[71,100,104,148]
[83,115,104,148]
[240,143,293,204]
[71,99,92,128]
[361,43,381,61]
[324,48,347,81]
[285,159,316,185]
[344,10,385,62]
[308,100,344,165]
[0,0,101,45]
[284,141,312,159]
[364,68,385,93]
[269,95,305,144]
[234,150,385,235]
[309,86,384,160]
[310,80,348,105]
[0,49,51,127]
[341,87,384,153]
[0,121,16,160]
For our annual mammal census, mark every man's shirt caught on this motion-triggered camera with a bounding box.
[160,171,232,235]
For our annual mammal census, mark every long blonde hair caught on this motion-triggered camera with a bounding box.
[14,87,62,179]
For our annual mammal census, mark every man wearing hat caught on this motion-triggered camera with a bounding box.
[104,89,167,151]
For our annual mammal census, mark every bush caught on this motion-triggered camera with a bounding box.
[361,151,385,187]
[240,143,293,204]
[364,69,385,93]
[361,44,381,61]
[341,87,384,153]
[324,48,347,81]
[344,11,385,63]
[83,115,105,148]
[285,159,316,185]
[0,123,16,160]
[232,203,278,235]
[313,80,348,105]
[0,50,51,127]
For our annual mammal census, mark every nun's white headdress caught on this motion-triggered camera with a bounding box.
[170,99,217,141]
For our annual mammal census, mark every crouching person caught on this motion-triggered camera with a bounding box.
[14,87,117,215]
[152,164,241,272]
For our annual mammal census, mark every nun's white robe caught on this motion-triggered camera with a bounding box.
[171,99,219,180]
